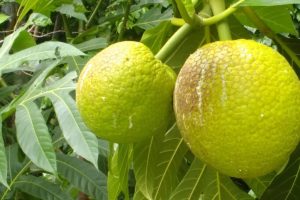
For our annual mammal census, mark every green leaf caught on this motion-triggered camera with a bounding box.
[133,136,159,199]
[46,89,99,169]
[56,153,107,199]
[11,30,36,53]
[0,26,29,58]
[74,37,108,52]
[133,190,148,200]
[65,56,89,74]
[134,7,172,30]
[170,159,253,200]
[175,0,195,24]
[0,41,84,74]
[229,16,251,39]
[165,28,205,72]
[0,13,9,25]
[240,0,300,6]
[15,101,57,174]
[6,144,28,183]
[14,175,72,200]
[141,21,174,54]
[260,144,300,200]
[134,124,189,199]
[245,173,276,198]
[152,126,189,200]
[0,60,60,120]
[56,4,87,21]
[235,6,297,35]
[0,118,8,188]
[27,13,52,27]
[16,0,40,25]
[108,144,132,200]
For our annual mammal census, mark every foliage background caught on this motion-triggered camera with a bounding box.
[0,0,300,199]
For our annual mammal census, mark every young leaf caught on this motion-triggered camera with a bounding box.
[0,41,84,74]
[56,153,107,199]
[260,144,300,200]
[0,119,8,188]
[14,175,72,200]
[170,158,254,200]
[46,91,99,169]
[15,101,57,174]
[108,144,132,200]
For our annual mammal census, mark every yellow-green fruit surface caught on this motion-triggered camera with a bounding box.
[174,39,300,178]
[76,41,176,143]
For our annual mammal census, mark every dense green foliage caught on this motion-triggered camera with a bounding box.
[0,0,300,199]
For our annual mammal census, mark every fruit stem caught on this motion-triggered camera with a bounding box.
[208,0,232,40]
[118,0,133,41]
[171,0,244,27]
[155,24,193,62]
[200,0,244,26]
[242,7,300,68]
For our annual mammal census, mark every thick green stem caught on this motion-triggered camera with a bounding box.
[155,0,244,62]
[243,7,300,68]
[118,0,133,41]
[208,0,232,40]
[171,0,244,27]
[155,24,193,62]
[86,0,103,29]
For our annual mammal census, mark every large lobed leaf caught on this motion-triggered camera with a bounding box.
[170,159,254,200]
[108,144,132,200]
[133,124,189,200]
[0,41,84,74]
[260,144,300,200]
[235,6,297,36]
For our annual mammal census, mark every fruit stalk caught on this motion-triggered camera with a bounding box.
[208,0,232,40]
[155,24,193,62]
[243,7,300,68]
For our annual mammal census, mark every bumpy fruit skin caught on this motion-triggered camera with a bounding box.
[174,39,300,178]
[76,41,176,143]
